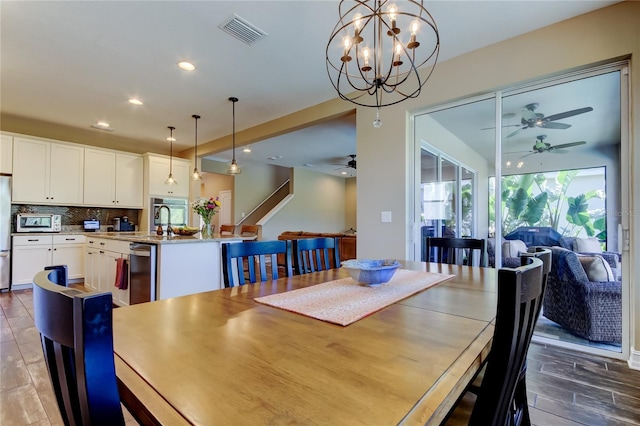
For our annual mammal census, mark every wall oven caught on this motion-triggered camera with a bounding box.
[150,198,188,231]
[16,213,61,233]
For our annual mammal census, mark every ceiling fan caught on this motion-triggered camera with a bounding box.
[506,135,586,158]
[506,103,593,138]
[333,154,357,170]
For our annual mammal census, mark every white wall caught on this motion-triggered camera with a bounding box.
[345,177,357,231]
[262,168,346,241]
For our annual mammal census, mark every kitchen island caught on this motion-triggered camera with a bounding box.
[85,231,250,305]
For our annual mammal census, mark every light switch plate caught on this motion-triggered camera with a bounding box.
[381,211,392,223]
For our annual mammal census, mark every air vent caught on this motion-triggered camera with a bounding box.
[219,14,268,46]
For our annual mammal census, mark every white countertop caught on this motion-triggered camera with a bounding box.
[12,231,252,244]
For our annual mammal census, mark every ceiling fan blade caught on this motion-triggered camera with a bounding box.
[549,149,569,154]
[503,150,532,155]
[519,152,538,159]
[549,141,587,150]
[544,107,593,122]
[539,121,571,130]
[481,124,521,130]
[506,127,525,138]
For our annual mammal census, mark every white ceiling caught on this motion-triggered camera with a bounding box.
[0,1,620,177]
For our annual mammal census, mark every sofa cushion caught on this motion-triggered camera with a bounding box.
[574,237,602,253]
[577,255,615,282]
[502,239,527,258]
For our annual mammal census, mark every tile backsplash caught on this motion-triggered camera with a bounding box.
[10,204,142,232]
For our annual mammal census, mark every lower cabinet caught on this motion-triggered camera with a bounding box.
[84,238,130,306]
[12,234,86,286]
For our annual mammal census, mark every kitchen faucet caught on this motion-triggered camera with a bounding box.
[155,205,173,236]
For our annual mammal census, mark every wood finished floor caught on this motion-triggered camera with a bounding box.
[2,288,640,426]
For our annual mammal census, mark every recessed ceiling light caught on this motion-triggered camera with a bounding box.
[341,171,348,175]
[177,61,195,71]
[91,122,114,131]
[128,98,143,106]
[243,148,252,153]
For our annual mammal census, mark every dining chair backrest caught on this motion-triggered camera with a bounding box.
[219,224,236,235]
[239,224,260,239]
[521,247,552,320]
[293,237,340,275]
[33,269,125,426]
[44,264,69,286]
[222,240,292,287]
[468,256,544,426]
[424,237,486,267]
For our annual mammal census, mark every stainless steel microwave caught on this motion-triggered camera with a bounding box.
[16,213,62,233]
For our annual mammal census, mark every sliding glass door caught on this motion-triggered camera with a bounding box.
[411,62,630,359]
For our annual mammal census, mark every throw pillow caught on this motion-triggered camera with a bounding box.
[502,239,528,258]
[574,237,602,253]
[577,255,615,281]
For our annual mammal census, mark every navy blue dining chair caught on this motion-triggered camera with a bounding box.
[222,240,292,287]
[44,264,68,286]
[424,237,486,267]
[33,268,125,426]
[293,237,340,275]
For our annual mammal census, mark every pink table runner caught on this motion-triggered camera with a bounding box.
[254,269,454,326]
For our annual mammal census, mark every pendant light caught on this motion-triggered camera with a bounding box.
[164,126,177,185]
[226,97,242,175]
[192,114,202,180]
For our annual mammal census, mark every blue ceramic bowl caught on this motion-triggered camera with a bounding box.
[341,259,401,286]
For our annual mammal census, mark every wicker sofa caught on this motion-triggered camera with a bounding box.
[277,231,356,264]
[543,247,622,344]
[558,236,621,279]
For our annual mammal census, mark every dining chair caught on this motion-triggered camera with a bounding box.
[424,237,486,267]
[33,268,125,426]
[293,237,340,275]
[222,240,292,287]
[239,224,260,240]
[219,224,236,235]
[444,255,545,426]
[44,264,69,286]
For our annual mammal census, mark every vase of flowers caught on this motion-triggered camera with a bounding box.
[191,197,221,238]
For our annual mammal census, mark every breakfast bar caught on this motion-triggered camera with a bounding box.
[113,261,497,425]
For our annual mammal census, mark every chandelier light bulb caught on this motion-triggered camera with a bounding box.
[410,19,420,35]
[387,4,398,22]
[353,12,363,31]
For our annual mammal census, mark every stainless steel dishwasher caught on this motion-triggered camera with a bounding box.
[129,243,157,304]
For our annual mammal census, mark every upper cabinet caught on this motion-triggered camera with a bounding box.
[84,148,143,208]
[0,134,12,174]
[145,154,190,198]
[12,137,84,205]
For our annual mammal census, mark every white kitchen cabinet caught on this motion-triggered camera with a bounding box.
[51,235,85,280]
[84,148,143,208]
[0,134,12,174]
[12,137,84,205]
[85,238,130,306]
[146,154,190,198]
[11,235,53,286]
[11,234,86,286]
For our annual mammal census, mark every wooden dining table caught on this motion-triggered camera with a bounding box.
[112,261,498,425]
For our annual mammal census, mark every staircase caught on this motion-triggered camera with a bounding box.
[235,179,292,229]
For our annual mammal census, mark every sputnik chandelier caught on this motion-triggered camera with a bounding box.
[326,0,440,127]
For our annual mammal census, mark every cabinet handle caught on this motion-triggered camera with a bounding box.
[53,248,57,251]
[100,251,105,254]
[48,248,52,251]
[100,242,105,245]
[65,238,75,241]
[28,239,39,242]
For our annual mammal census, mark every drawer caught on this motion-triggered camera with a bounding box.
[12,235,53,246]
[53,234,86,245]
[105,239,131,254]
